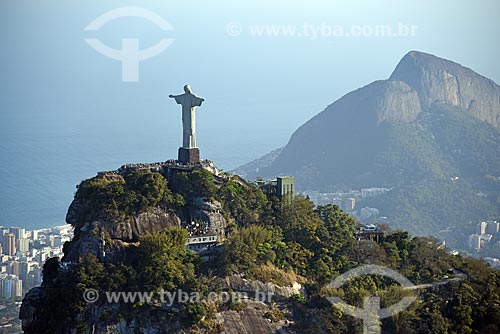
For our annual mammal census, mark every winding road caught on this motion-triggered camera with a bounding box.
[405,269,467,291]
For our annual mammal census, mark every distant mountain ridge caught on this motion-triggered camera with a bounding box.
[235,51,500,246]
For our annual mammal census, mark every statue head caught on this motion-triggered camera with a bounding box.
[183,84,192,93]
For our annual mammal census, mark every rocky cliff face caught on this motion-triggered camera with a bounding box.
[374,80,422,124]
[390,50,500,130]
[223,274,304,298]
[64,196,226,263]
[63,205,182,263]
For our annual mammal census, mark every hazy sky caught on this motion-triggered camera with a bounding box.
[0,1,499,227]
[1,1,499,166]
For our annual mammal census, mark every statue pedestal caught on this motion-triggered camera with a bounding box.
[178,147,200,164]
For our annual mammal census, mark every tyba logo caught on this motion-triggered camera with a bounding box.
[327,265,417,334]
[84,7,174,82]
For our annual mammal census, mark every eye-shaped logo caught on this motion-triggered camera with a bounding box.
[84,7,174,82]
[327,265,417,334]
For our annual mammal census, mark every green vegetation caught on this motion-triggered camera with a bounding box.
[74,171,183,227]
[214,189,500,333]
[71,169,216,240]
[218,198,358,287]
[36,254,137,334]
[170,169,216,201]
[217,178,272,226]
[288,233,500,334]
[135,227,196,291]
[28,168,500,333]
[74,168,218,221]
[34,226,200,334]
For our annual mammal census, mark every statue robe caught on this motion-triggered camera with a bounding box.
[172,93,204,148]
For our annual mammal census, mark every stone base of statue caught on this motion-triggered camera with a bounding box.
[178,147,200,164]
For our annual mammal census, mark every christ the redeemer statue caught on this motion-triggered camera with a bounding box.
[169,84,204,164]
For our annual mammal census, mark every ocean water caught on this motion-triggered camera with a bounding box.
[0,122,280,230]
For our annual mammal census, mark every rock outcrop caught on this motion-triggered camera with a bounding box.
[19,288,44,333]
[391,50,500,130]
[64,203,183,263]
[191,198,226,236]
[215,300,293,334]
[223,274,304,299]
[64,201,226,263]
[374,80,422,124]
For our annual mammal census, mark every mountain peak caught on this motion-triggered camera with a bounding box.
[391,51,473,83]
[390,51,500,130]
[400,50,461,65]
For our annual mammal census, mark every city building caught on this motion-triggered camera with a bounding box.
[276,176,295,202]
[0,224,73,296]
[257,176,295,201]
[467,233,494,252]
[476,221,487,235]
[301,190,343,206]
[2,234,16,256]
[343,198,356,211]
[16,238,30,255]
[486,221,499,235]
[361,187,391,198]
[468,234,481,251]
[0,274,23,298]
[484,257,500,269]
[11,227,26,240]
[18,262,30,282]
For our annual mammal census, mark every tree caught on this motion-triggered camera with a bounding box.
[278,197,323,250]
[124,170,170,209]
[220,225,273,274]
[448,283,479,334]
[217,179,272,226]
[171,169,216,201]
[75,254,105,290]
[136,228,195,291]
